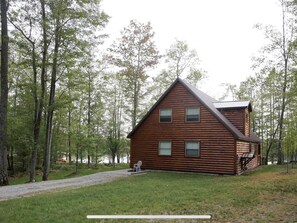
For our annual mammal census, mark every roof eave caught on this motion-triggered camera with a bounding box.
[127,78,182,138]
[178,80,243,139]
[237,136,262,143]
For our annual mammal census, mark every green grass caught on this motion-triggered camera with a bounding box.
[1,165,297,223]
[8,163,129,185]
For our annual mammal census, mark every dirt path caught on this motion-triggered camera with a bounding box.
[0,169,131,201]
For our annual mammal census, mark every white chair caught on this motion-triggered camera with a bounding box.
[133,161,142,172]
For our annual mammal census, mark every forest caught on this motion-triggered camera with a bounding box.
[0,0,297,186]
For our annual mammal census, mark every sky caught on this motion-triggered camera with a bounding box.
[101,0,282,99]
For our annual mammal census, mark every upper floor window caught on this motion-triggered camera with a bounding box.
[160,108,172,123]
[159,141,172,156]
[185,141,200,157]
[186,107,200,122]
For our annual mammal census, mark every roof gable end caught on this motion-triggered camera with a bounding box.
[178,79,246,139]
[127,78,260,142]
[127,78,181,138]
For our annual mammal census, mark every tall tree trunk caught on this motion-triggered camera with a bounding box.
[265,125,279,165]
[10,74,18,176]
[7,153,11,171]
[87,74,91,167]
[277,64,287,165]
[75,142,79,173]
[52,120,60,164]
[29,42,38,182]
[277,2,288,165]
[29,0,47,182]
[95,146,98,165]
[8,146,14,174]
[76,101,83,173]
[112,154,115,166]
[0,0,9,186]
[68,108,72,164]
[132,75,139,129]
[43,20,59,181]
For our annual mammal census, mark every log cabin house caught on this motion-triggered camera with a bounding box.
[128,78,261,175]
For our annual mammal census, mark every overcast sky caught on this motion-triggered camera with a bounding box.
[101,0,282,99]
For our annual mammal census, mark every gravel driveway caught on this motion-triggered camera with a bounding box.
[0,169,131,201]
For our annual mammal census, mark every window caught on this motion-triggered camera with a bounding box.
[186,107,200,122]
[185,141,200,157]
[160,109,172,122]
[159,141,172,156]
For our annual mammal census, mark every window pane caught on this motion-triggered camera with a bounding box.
[159,141,171,156]
[185,142,199,157]
[160,109,172,116]
[186,107,200,122]
[187,108,199,115]
[187,115,198,121]
[160,141,171,149]
[160,116,171,122]
[186,142,199,150]
[186,149,198,157]
[160,109,172,122]
[159,148,171,155]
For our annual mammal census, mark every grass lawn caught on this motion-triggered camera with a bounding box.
[1,165,297,223]
[8,163,129,185]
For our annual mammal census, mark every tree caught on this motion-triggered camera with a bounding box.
[153,39,205,100]
[220,83,238,101]
[0,0,9,186]
[236,71,281,165]
[166,39,202,79]
[0,0,113,182]
[42,0,109,180]
[254,0,297,164]
[108,20,160,129]
[9,0,49,182]
[103,72,125,165]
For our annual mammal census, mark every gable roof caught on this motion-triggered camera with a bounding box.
[127,78,261,143]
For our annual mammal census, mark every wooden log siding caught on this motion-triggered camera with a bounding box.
[236,141,259,174]
[219,109,245,135]
[244,108,250,137]
[130,83,237,174]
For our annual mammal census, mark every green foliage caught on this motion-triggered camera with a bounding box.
[252,0,297,164]
[152,39,206,101]
[108,20,160,128]
[6,0,111,180]
[166,39,204,80]
[223,0,297,165]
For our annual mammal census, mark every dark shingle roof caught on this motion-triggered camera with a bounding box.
[127,78,261,143]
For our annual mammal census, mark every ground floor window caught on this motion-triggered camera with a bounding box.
[159,141,172,156]
[185,141,200,157]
